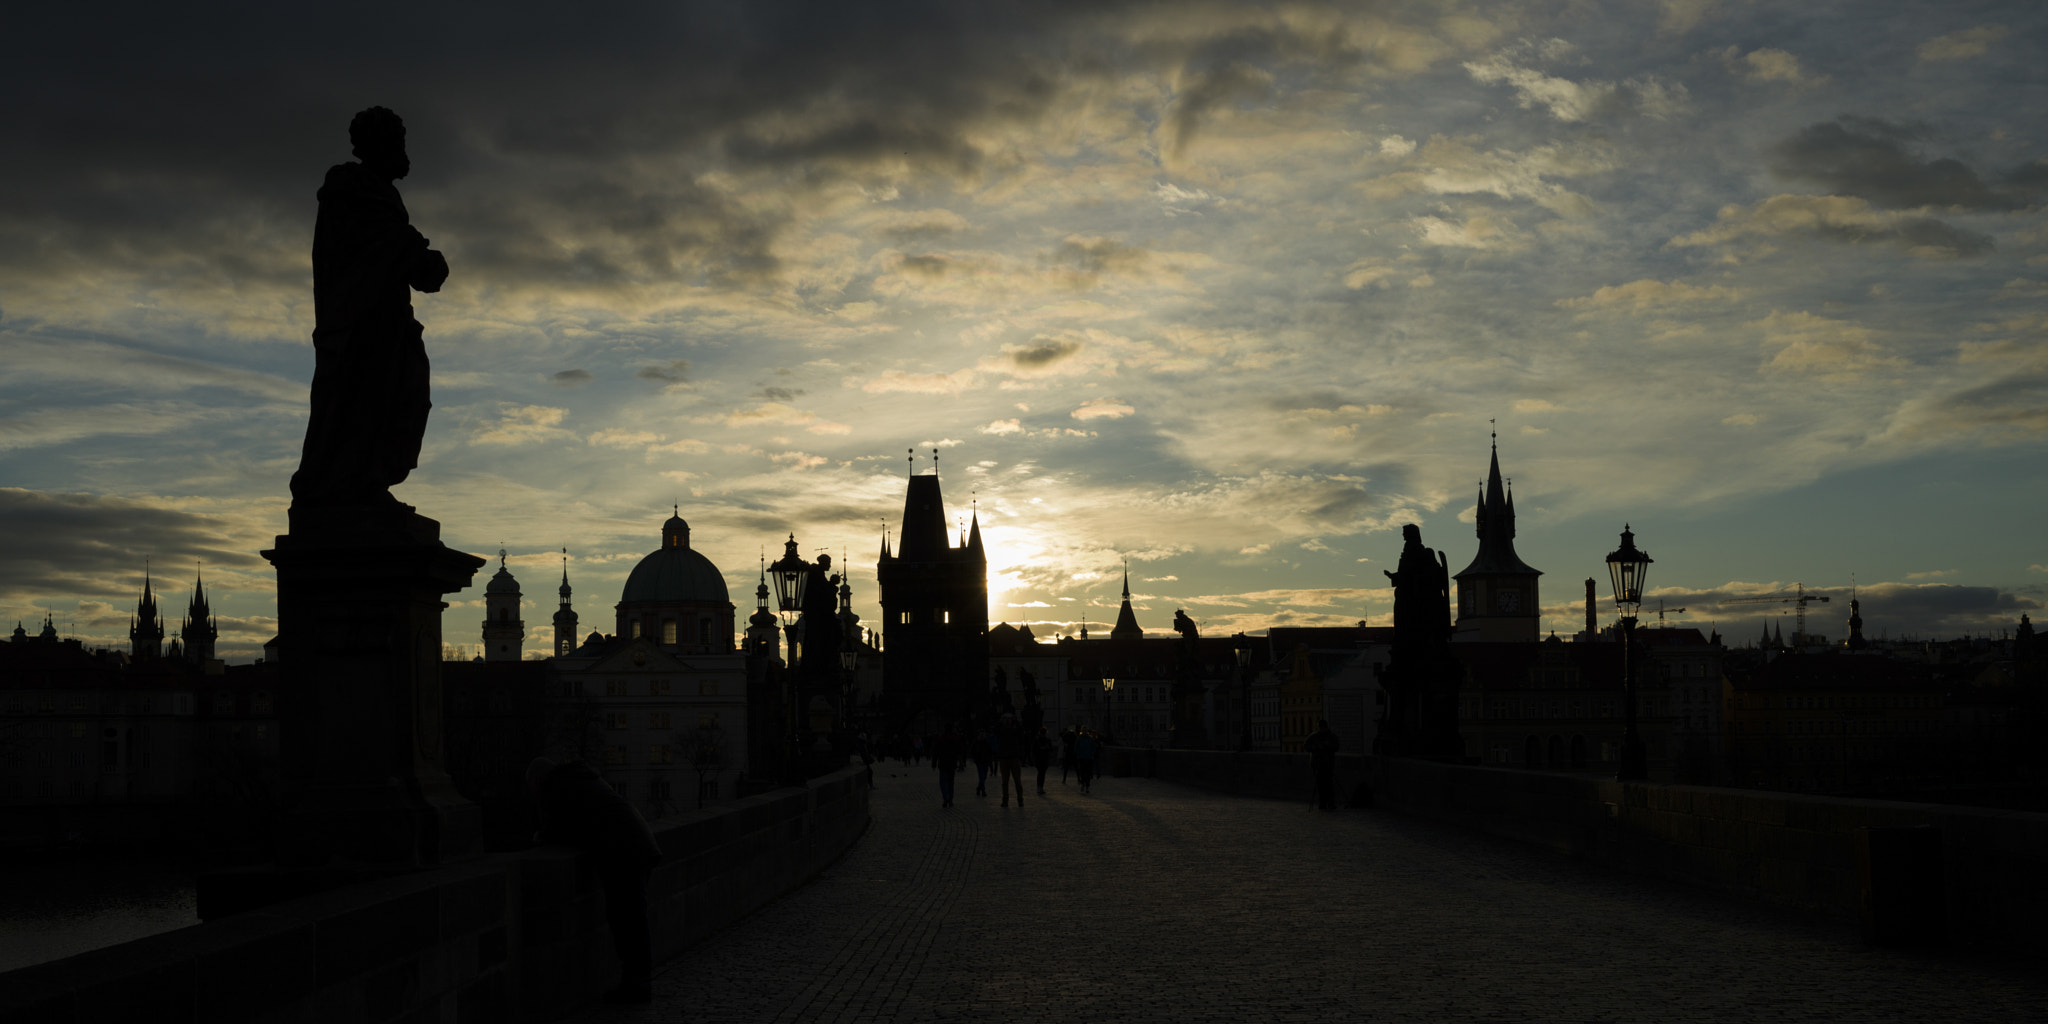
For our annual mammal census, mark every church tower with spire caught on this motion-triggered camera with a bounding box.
[552,550,578,657]
[1110,567,1144,640]
[482,549,525,661]
[131,564,165,660]
[1452,433,1543,643]
[179,565,218,665]
[876,448,989,725]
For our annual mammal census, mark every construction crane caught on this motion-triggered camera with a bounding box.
[1651,599,1686,626]
[1720,584,1832,645]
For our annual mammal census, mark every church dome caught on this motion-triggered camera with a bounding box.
[620,517,729,604]
[484,549,520,594]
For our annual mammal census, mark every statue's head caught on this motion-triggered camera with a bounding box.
[349,106,409,180]
[1402,523,1421,545]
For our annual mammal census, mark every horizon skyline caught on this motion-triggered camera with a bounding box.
[5,1,2045,658]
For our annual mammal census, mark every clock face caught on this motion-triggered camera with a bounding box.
[1496,589,1521,612]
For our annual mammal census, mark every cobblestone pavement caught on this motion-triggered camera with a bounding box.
[565,768,2048,1023]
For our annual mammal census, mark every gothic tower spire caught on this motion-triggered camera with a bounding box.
[1111,564,1144,640]
[179,562,217,665]
[552,548,579,657]
[131,561,164,660]
[1452,431,1542,642]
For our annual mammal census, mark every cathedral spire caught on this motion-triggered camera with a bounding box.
[552,547,579,657]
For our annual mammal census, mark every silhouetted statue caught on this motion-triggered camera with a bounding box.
[1383,525,1450,647]
[290,106,450,510]
[1169,609,1207,748]
[1376,524,1463,760]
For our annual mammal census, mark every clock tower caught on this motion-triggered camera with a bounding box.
[1452,435,1542,642]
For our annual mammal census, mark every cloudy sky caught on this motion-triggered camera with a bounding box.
[5,0,2044,660]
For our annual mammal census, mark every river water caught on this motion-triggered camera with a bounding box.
[0,859,199,972]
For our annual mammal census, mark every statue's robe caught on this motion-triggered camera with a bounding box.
[290,161,434,507]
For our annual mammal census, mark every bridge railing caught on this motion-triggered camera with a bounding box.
[1,765,871,1024]
[1114,746,2047,956]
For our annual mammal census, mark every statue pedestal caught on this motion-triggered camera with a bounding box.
[262,506,484,867]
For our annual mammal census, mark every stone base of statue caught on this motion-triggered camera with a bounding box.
[262,503,485,868]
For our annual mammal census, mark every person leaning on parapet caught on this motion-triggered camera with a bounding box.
[1305,719,1340,812]
[528,757,663,1005]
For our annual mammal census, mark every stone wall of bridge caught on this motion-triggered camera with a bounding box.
[0,765,871,1024]
[1126,746,2047,956]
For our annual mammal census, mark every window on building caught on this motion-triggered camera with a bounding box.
[607,680,628,696]
[71,723,88,738]
[662,619,678,645]
[699,618,711,642]
[651,680,671,696]
[252,691,272,715]
[699,712,717,729]
[630,621,641,639]
[254,724,269,741]
[699,680,718,696]
[606,745,627,765]
[651,712,670,730]
[607,713,630,730]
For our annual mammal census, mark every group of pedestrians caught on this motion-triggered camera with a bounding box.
[927,717,1112,807]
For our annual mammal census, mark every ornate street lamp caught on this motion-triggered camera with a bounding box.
[1606,524,1653,782]
[1232,632,1253,751]
[769,533,809,658]
[768,532,809,783]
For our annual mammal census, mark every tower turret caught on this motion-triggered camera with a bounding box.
[482,549,525,661]
[1452,432,1542,642]
[877,449,989,721]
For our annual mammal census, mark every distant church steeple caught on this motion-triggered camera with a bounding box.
[179,564,217,665]
[1110,565,1144,640]
[131,562,164,660]
[1452,429,1542,642]
[552,549,579,657]
[1845,588,1867,650]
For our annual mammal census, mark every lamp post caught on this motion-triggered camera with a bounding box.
[769,533,809,783]
[1101,677,1116,743]
[1232,632,1253,751]
[1606,524,1653,782]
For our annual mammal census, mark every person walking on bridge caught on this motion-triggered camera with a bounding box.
[932,722,964,808]
[1305,719,1340,811]
[996,712,1026,807]
[1032,726,1054,796]
[971,726,994,798]
[1073,728,1099,795]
